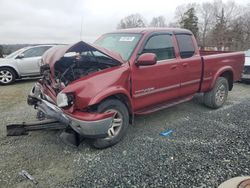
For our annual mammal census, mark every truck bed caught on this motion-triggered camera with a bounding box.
[200,51,245,92]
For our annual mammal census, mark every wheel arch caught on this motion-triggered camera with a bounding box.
[0,65,20,78]
[210,66,234,91]
[89,87,133,113]
[88,87,134,123]
[220,70,233,91]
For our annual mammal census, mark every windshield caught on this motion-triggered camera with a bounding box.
[94,33,141,61]
[5,48,25,59]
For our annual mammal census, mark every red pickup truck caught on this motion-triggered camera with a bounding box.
[27,28,244,148]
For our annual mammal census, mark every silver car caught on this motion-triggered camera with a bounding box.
[242,50,250,81]
[0,45,54,85]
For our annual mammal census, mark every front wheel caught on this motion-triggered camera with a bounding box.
[91,99,129,149]
[204,77,229,109]
[0,68,16,85]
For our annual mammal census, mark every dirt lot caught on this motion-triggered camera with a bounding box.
[0,80,249,188]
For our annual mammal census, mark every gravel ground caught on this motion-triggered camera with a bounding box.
[0,81,249,188]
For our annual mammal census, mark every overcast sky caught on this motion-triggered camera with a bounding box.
[0,0,249,44]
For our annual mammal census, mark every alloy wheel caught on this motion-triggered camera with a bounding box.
[105,109,123,139]
[215,84,226,104]
[0,70,13,84]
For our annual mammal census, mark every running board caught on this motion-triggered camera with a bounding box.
[6,119,67,136]
[135,95,194,115]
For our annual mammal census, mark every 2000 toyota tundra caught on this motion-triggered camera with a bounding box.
[27,28,244,148]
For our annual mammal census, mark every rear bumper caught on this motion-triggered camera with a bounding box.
[28,83,112,138]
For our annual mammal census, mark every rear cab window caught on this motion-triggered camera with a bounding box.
[142,34,176,61]
[175,34,195,58]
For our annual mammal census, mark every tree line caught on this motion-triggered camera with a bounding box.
[0,45,3,58]
[0,44,31,57]
[117,0,250,51]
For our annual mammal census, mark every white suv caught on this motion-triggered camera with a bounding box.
[242,50,250,81]
[0,45,54,85]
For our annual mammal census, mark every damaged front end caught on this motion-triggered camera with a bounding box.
[7,41,124,146]
[27,83,115,138]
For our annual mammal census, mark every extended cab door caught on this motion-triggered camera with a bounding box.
[16,46,51,76]
[175,34,202,96]
[131,33,181,111]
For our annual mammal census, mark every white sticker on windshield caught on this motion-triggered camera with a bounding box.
[119,37,135,42]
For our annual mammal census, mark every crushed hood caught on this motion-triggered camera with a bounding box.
[42,41,125,68]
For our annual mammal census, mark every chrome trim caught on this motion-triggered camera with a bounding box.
[134,84,180,98]
[134,78,203,98]
[181,79,200,86]
[43,93,54,103]
[157,58,176,63]
[135,87,155,94]
[203,76,212,81]
[30,83,41,97]
[68,115,112,136]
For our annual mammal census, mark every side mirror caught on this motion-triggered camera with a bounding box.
[16,54,24,59]
[136,53,157,66]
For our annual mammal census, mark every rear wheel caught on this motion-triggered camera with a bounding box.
[91,99,129,149]
[0,68,16,85]
[204,77,229,109]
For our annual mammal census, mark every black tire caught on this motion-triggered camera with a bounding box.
[204,77,229,109]
[0,67,16,85]
[91,99,129,149]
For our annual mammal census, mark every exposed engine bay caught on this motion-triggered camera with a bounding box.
[40,41,123,90]
[55,56,105,86]
[53,51,121,86]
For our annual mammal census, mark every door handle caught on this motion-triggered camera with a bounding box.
[171,65,177,70]
[183,63,188,67]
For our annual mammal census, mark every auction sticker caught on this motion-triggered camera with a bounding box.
[119,37,135,42]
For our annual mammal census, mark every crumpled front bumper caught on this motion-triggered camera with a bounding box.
[28,83,113,138]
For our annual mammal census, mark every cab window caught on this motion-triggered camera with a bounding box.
[142,34,175,61]
[175,34,195,58]
[23,46,51,58]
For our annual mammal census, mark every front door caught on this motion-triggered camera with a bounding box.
[17,46,51,76]
[131,34,181,111]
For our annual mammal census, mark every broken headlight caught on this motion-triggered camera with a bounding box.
[56,92,74,108]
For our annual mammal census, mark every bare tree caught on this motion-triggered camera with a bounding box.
[242,5,250,50]
[228,4,250,50]
[174,1,245,50]
[210,0,240,50]
[167,22,179,28]
[213,0,239,24]
[116,1,250,51]
[150,16,167,27]
[117,14,146,29]
[229,17,245,50]
[198,2,214,48]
